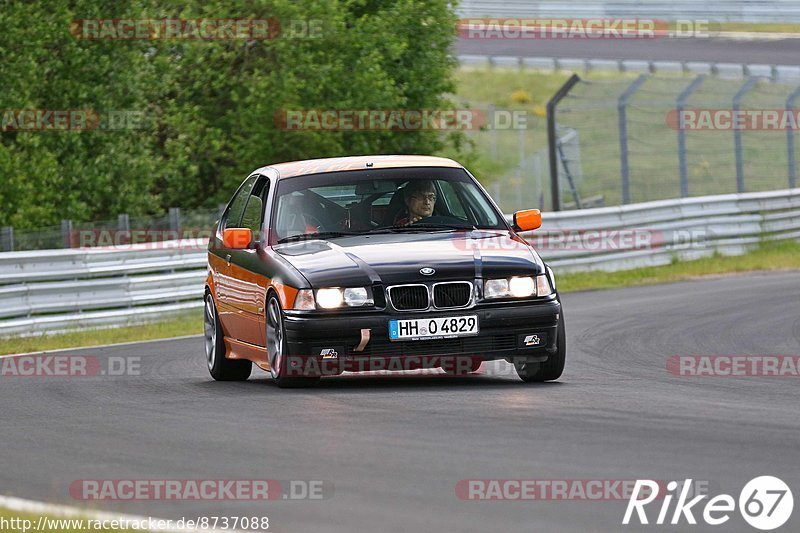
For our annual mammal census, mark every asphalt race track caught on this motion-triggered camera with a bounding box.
[2,272,799,532]
[456,36,800,65]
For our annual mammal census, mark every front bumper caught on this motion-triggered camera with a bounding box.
[281,298,561,374]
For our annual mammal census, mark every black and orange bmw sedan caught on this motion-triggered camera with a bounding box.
[204,155,565,387]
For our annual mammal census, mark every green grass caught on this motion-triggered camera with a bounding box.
[0,311,202,356]
[557,240,800,292]
[450,66,800,211]
[1,243,798,355]
[712,22,800,34]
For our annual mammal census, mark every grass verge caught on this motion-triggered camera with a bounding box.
[0,311,202,356]
[450,66,798,212]
[557,240,800,292]
[1,242,799,355]
[713,22,800,34]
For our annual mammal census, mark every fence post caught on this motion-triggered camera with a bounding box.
[547,73,581,212]
[489,104,497,161]
[786,86,800,189]
[1,226,13,252]
[618,74,648,205]
[118,213,130,232]
[733,77,759,193]
[61,219,73,248]
[676,75,706,198]
[168,207,181,234]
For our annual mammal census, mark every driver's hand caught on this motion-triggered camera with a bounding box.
[407,215,423,226]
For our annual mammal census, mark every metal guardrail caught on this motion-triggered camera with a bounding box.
[457,55,800,83]
[456,1,800,23]
[527,188,800,271]
[0,241,207,336]
[1,189,799,336]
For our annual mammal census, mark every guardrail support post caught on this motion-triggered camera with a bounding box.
[61,219,73,248]
[118,213,130,232]
[786,86,800,189]
[676,75,706,198]
[1,226,13,252]
[733,77,759,193]
[169,207,181,233]
[618,74,648,205]
[547,73,581,212]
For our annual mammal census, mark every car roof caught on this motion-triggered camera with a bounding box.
[256,155,463,179]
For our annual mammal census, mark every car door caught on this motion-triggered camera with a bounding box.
[224,176,270,348]
[213,175,257,342]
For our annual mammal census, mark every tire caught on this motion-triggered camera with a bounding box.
[204,293,252,381]
[265,294,320,388]
[514,313,566,383]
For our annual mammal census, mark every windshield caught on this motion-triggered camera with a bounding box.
[271,167,506,244]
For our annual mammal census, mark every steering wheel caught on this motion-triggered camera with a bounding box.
[300,213,324,233]
[410,214,469,225]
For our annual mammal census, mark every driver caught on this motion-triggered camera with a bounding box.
[394,180,437,226]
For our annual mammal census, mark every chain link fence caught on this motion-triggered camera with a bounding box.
[0,206,224,252]
[550,74,800,210]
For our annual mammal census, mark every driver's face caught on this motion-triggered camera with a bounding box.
[407,190,436,219]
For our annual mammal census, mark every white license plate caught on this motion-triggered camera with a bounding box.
[389,315,479,341]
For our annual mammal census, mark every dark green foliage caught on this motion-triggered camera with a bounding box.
[0,0,459,227]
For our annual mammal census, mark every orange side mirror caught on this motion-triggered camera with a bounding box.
[223,228,253,249]
[513,209,542,232]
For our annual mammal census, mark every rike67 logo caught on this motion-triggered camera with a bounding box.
[623,476,793,530]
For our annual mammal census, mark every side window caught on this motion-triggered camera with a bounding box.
[241,177,269,236]
[456,181,499,226]
[437,180,467,219]
[221,176,257,231]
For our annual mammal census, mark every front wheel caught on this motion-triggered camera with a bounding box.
[204,293,252,381]
[514,314,566,383]
[266,294,319,388]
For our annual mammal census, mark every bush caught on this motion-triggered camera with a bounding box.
[0,0,460,228]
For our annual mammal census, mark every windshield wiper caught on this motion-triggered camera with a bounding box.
[367,223,476,234]
[277,231,358,244]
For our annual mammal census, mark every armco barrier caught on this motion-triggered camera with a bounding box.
[1,189,799,336]
[523,188,800,272]
[457,55,800,83]
[456,0,800,23]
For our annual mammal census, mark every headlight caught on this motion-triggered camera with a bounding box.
[483,279,509,299]
[509,276,536,297]
[483,275,553,299]
[316,288,344,309]
[343,287,372,307]
[297,287,374,310]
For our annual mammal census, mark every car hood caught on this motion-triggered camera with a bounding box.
[273,230,544,287]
